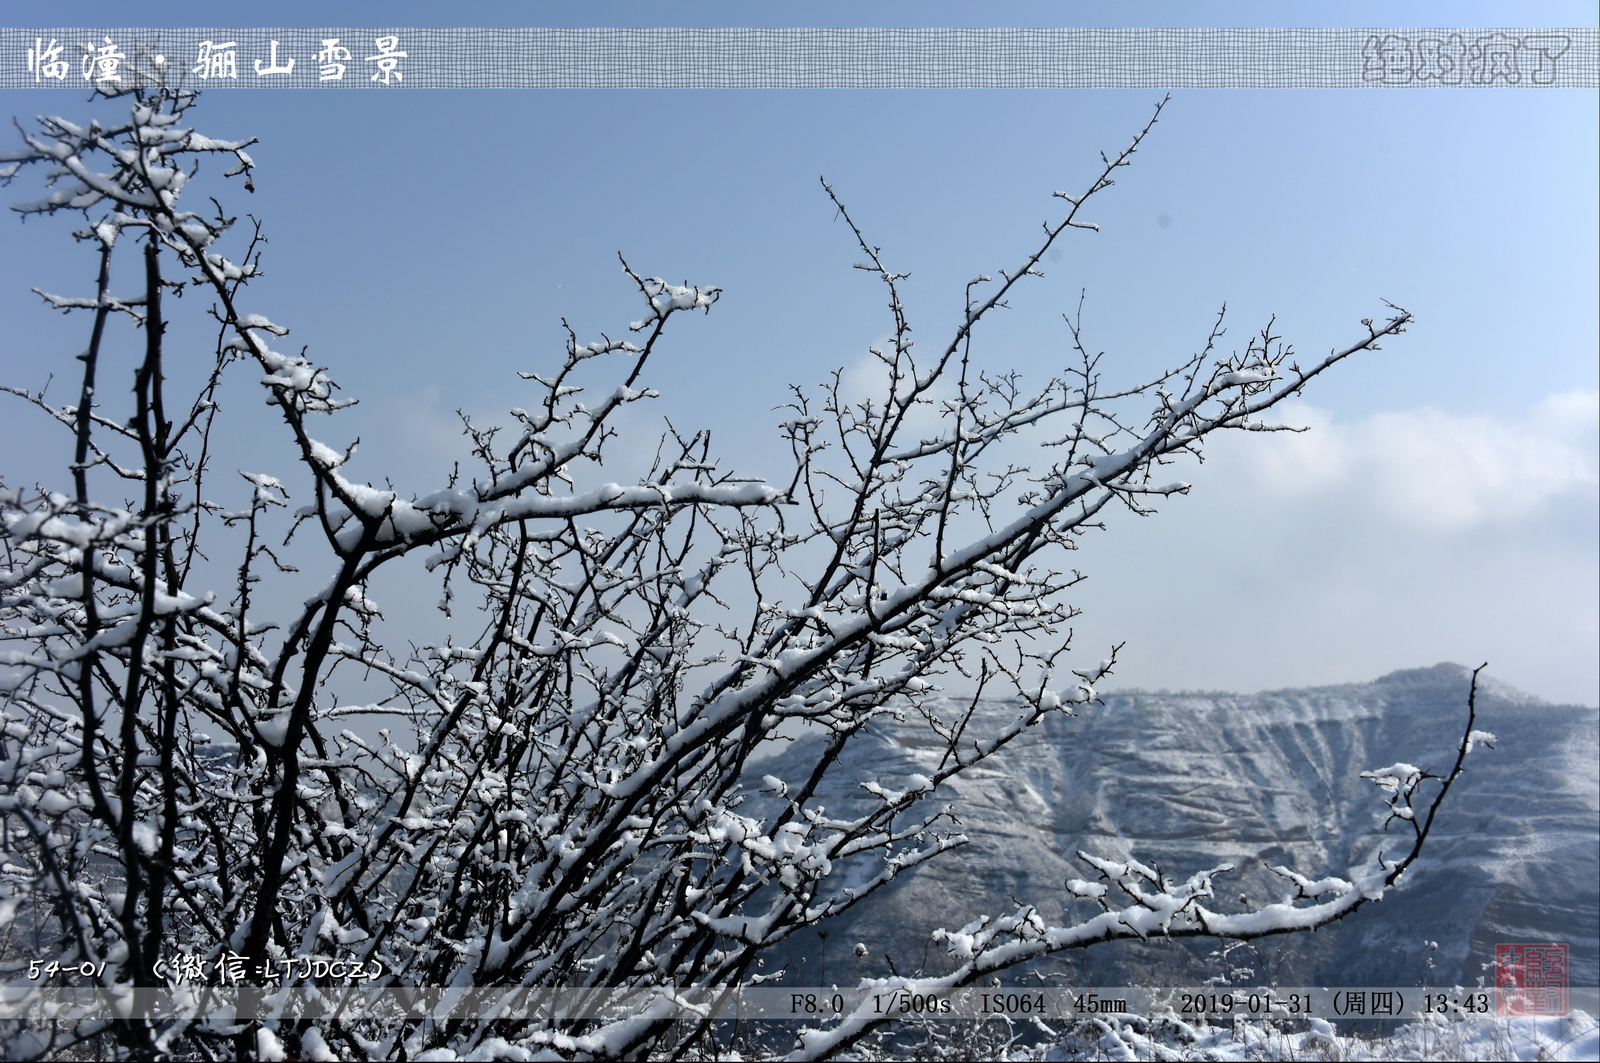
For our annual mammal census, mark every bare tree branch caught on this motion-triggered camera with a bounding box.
[0,84,1466,1063]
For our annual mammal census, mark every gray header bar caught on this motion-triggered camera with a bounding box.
[5,28,1595,89]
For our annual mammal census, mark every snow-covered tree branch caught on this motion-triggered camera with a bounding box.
[0,84,1484,1062]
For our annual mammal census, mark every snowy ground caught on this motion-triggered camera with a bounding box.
[643,1007,1600,1061]
[924,1010,1600,1062]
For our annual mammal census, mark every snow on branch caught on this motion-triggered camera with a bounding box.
[0,83,1461,1063]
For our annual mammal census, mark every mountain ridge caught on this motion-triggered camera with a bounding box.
[751,662,1599,991]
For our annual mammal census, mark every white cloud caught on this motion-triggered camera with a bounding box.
[1064,390,1599,707]
[1230,391,1599,531]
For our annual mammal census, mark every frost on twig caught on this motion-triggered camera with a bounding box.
[0,84,1449,1063]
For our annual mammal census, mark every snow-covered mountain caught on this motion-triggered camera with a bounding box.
[751,663,1599,991]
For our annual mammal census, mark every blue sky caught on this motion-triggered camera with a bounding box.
[3,2,1596,706]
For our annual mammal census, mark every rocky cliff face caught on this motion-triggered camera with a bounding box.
[750,663,1599,991]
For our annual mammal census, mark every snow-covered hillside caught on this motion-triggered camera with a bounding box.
[751,663,1599,992]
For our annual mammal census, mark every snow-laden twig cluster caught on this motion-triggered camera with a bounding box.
[0,84,1461,1063]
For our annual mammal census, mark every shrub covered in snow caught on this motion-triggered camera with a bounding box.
[0,78,1488,1061]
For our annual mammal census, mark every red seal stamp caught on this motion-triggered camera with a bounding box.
[1495,943,1568,1016]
